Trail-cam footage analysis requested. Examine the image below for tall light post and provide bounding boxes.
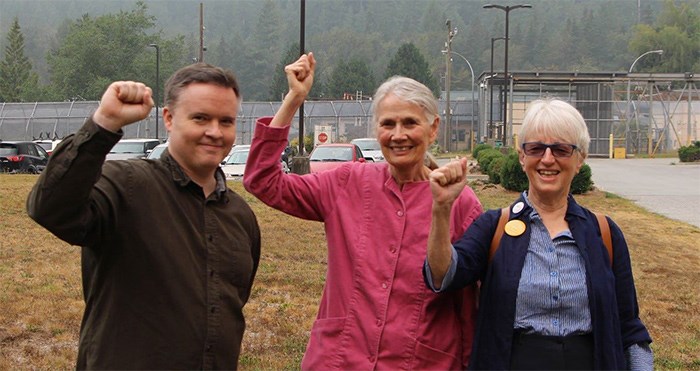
[489,37,506,141]
[148,43,160,140]
[442,50,475,151]
[626,49,663,152]
[444,19,457,152]
[483,3,532,145]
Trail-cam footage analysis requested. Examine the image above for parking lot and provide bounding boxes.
[586,158,700,228]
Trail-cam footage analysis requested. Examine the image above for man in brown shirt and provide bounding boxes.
[26,64,260,369]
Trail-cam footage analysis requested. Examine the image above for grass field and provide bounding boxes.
[1,174,699,370]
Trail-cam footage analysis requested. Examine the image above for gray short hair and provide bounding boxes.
[371,76,438,125]
[519,99,590,158]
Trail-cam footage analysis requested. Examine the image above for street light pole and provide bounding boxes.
[489,37,506,141]
[484,3,531,146]
[626,49,663,152]
[444,19,457,152]
[148,43,160,140]
[442,50,475,151]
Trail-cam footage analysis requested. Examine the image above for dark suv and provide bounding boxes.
[0,141,50,173]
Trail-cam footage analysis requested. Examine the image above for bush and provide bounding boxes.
[472,143,492,159]
[571,163,594,194]
[290,135,314,154]
[477,148,504,174]
[500,152,529,192]
[678,141,700,162]
[487,155,506,184]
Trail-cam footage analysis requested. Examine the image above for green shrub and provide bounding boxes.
[290,135,314,154]
[487,155,506,184]
[678,141,700,162]
[500,152,528,192]
[571,163,593,194]
[472,143,492,159]
[477,148,504,174]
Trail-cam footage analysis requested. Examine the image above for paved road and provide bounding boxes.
[586,158,700,228]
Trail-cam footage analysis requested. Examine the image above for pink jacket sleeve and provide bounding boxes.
[243,117,349,222]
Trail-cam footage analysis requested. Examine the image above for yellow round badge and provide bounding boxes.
[504,220,526,237]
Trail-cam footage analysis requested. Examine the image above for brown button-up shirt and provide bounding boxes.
[27,119,261,370]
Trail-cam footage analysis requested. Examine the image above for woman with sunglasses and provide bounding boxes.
[424,99,653,370]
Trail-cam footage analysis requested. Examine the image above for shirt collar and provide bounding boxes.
[162,148,228,198]
[519,191,587,220]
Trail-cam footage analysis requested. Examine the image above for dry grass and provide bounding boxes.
[1,174,698,370]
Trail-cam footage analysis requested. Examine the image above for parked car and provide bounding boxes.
[308,143,365,173]
[350,137,384,162]
[146,143,168,160]
[0,141,50,173]
[34,139,63,156]
[106,138,161,160]
[221,145,251,180]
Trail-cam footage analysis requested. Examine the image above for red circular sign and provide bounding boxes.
[318,132,328,143]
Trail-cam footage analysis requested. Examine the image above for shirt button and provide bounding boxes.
[553,295,559,300]
[210,269,215,277]
[549,247,555,252]
[206,344,212,351]
[376,319,382,327]
[389,245,396,253]
[396,210,404,217]
[381,283,388,289]
[550,271,558,277]
[208,235,214,242]
[210,306,216,313]
[553,319,559,326]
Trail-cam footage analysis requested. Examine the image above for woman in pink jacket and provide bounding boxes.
[244,53,482,370]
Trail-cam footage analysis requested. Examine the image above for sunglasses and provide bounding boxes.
[521,142,578,158]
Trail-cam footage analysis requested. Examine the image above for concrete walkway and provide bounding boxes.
[586,158,700,228]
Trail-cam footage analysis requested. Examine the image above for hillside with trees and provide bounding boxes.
[0,0,698,102]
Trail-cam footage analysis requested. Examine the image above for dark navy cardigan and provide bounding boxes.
[434,194,652,370]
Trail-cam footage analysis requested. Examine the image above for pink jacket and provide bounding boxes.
[244,118,482,370]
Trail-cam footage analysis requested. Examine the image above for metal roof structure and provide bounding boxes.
[476,71,699,156]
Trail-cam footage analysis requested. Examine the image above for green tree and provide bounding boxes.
[240,0,283,100]
[629,0,700,73]
[269,43,325,101]
[47,2,159,100]
[269,43,301,101]
[327,58,376,100]
[0,17,42,102]
[384,43,439,97]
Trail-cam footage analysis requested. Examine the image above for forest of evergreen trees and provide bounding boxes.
[0,0,698,102]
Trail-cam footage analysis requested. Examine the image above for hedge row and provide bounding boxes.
[474,144,593,194]
[678,141,700,162]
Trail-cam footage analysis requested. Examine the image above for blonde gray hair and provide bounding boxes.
[371,76,438,125]
[519,98,590,158]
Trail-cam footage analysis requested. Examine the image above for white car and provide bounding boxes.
[350,138,384,162]
[221,145,250,180]
[146,143,168,160]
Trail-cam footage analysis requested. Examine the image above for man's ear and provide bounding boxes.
[163,107,173,133]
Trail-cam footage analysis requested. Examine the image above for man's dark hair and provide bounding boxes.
[164,63,240,109]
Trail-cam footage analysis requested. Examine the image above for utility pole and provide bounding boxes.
[444,19,452,152]
[199,3,204,63]
[483,4,532,146]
